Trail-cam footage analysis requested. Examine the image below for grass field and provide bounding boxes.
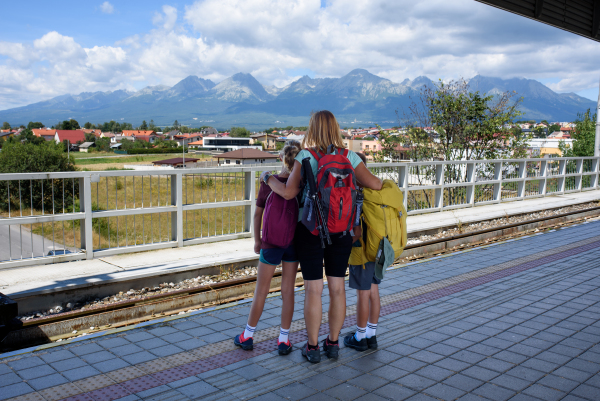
[74,152,214,170]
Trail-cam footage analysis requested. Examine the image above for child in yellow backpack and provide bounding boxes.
[344,153,380,351]
[344,153,408,352]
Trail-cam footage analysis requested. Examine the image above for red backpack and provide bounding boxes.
[306,147,358,235]
[262,183,299,248]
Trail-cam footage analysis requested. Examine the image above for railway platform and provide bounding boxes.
[1,216,599,400]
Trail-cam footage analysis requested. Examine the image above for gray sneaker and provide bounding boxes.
[302,343,321,363]
[323,338,340,359]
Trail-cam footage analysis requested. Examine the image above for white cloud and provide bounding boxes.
[0,0,598,110]
[100,1,114,14]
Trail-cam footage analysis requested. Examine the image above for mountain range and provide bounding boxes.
[0,69,595,130]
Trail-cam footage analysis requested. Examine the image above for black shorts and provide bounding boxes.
[294,222,352,281]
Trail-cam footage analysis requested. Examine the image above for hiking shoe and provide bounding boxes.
[323,338,340,359]
[278,340,293,355]
[301,343,321,363]
[366,335,378,350]
[344,333,368,352]
[234,333,253,350]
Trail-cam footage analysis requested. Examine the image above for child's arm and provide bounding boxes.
[352,224,362,243]
[253,206,264,254]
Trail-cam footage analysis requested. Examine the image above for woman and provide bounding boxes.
[261,111,382,363]
[234,141,302,355]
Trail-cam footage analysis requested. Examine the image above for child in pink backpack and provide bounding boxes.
[234,140,301,355]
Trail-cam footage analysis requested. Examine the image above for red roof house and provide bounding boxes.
[122,130,154,137]
[56,130,86,144]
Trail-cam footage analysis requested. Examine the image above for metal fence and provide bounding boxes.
[0,156,598,269]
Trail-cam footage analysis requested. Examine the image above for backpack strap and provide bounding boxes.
[307,147,323,161]
[339,148,349,157]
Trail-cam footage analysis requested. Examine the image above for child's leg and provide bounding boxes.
[279,261,298,341]
[356,289,371,328]
[246,261,277,328]
[366,284,380,338]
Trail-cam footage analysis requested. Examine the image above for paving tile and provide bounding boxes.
[177,380,219,398]
[0,382,34,401]
[461,366,500,382]
[323,365,362,381]
[0,371,22,387]
[472,383,515,401]
[8,357,45,371]
[70,344,104,356]
[49,357,88,372]
[324,383,367,400]
[433,358,470,372]
[522,384,565,401]
[232,364,272,381]
[389,358,426,372]
[552,366,593,383]
[97,337,130,349]
[442,374,483,392]
[490,374,531,391]
[373,383,416,401]
[505,366,546,382]
[370,366,409,381]
[137,338,169,350]
[415,365,453,381]
[122,351,156,365]
[300,375,343,391]
[273,382,318,400]
[423,383,466,401]
[62,366,101,381]
[571,383,600,400]
[93,358,130,373]
[27,373,68,391]
[395,374,436,391]
[81,351,115,364]
[40,350,77,364]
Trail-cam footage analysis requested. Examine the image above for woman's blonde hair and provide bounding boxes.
[280,139,301,173]
[302,110,345,152]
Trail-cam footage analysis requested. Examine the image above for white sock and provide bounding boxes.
[278,327,289,343]
[366,322,377,338]
[243,324,256,339]
[355,326,367,341]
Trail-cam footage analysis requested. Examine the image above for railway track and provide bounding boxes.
[2,205,600,352]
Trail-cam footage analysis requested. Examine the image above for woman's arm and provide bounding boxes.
[253,206,264,254]
[354,163,383,190]
[261,160,302,200]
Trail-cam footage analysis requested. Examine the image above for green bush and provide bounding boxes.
[0,141,78,212]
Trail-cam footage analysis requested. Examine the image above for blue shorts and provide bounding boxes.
[349,262,381,290]
[259,243,298,266]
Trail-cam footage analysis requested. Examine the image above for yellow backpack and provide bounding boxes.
[362,179,408,263]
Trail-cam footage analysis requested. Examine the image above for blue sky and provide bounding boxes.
[0,0,598,110]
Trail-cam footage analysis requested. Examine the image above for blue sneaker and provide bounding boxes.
[234,333,253,350]
[278,340,292,355]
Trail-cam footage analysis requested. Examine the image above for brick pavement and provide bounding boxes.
[1,221,599,401]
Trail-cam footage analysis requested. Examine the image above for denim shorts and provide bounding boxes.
[349,262,381,290]
[259,243,298,266]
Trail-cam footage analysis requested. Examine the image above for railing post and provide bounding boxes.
[244,170,256,234]
[466,162,475,205]
[493,162,502,202]
[575,158,583,191]
[171,173,183,247]
[517,161,526,198]
[539,160,547,196]
[594,157,600,189]
[398,164,408,212]
[558,160,566,193]
[435,163,444,211]
[79,176,93,259]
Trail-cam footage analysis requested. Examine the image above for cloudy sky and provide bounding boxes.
[1,0,598,110]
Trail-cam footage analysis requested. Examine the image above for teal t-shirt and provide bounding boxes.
[294,148,364,221]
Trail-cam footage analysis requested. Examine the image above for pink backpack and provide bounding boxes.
[262,186,299,248]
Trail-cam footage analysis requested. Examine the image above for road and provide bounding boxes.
[0,224,73,262]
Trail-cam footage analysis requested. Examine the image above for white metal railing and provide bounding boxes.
[0,156,598,269]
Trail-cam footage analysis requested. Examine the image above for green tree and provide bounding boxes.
[84,132,97,143]
[230,126,251,137]
[149,119,156,131]
[94,137,111,152]
[139,120,148,130]
[17,129,46,145]
[559,109,596,157]
[60,119,80,130]
[2,122,11,130]
[0,141,77,211]
[173,120,180,129]
[27,121,45,129]
[549,124,561,134]
[84,122,92,129]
